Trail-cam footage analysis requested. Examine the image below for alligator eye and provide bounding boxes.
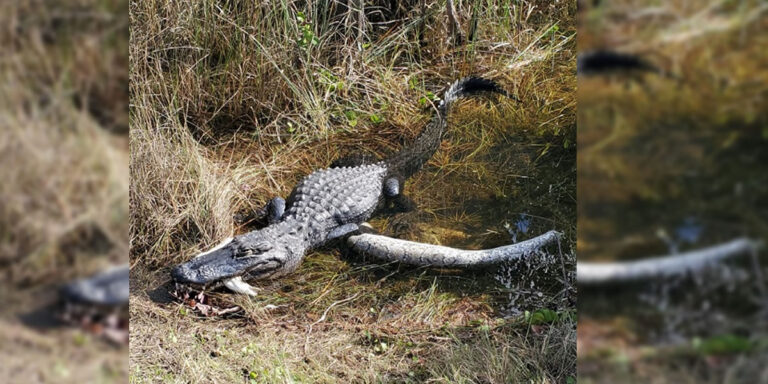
[234,249,256,259]
[233,241,272,259]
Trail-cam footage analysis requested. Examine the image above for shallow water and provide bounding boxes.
[577,22,768,384]
[575,6,768,383]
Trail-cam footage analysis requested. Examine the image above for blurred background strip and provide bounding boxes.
[0,0,128,383]
[577,0,768,382]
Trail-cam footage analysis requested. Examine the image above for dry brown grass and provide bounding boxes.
[0,1,129,383]
[1,0,129,287]
[130,261,576,383]
[130,0,576,382]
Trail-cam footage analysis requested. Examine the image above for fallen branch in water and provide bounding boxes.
[346,230,562,268]
[577,238,764,285]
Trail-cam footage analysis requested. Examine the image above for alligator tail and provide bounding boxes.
[386,76,508,178]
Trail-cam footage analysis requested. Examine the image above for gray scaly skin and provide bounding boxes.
[61,264,129,307]
[171,77,509,295]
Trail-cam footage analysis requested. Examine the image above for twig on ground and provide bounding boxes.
[303,291,362,360]
[446,0,465,46]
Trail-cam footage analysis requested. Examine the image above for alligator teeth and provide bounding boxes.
[223,276,260,296]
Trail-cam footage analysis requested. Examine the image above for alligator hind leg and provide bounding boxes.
[383,177,401,198]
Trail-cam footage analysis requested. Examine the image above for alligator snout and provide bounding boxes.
[62,264,130,306]
[170,237,285,288]
[170,263,204,285]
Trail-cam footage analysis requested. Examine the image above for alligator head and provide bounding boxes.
[170,231,295,295]
[60,265,129,344]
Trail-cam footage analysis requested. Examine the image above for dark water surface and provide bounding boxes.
[576,48,768,384]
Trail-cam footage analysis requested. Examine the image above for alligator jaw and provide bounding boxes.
[170,235,281,287]
[171,233,288,296]
[223,276,260,296]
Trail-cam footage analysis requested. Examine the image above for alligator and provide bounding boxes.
[170,76,563,296]
[59,264,129,344]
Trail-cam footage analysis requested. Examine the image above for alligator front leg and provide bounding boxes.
[236,197,286,226]
[383,177,416,213]
[265,197,285,224]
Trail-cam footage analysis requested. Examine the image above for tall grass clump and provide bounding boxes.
[1,0,128,287]
[0,1,128,382]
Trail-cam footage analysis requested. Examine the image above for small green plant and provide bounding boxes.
[525,309,560,325]
[418,91,437,106]
[543,23,560,39]
[296,12,319,50]
[692,334,753,355]
[345,110,358,127]
[318,68,344,93]
[409,77,419,90]
[369,113,384,124]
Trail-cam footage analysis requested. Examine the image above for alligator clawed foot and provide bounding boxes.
[385,211,424,238]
